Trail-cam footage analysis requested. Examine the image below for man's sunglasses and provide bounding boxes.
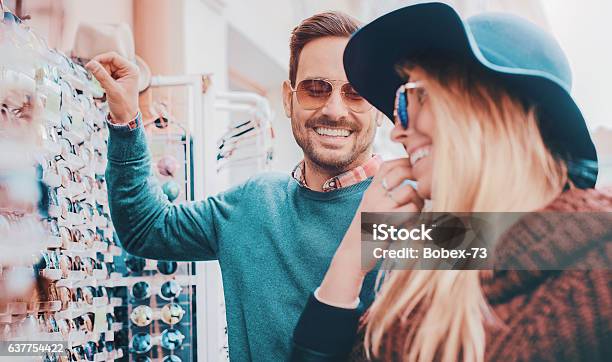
[291,78,373,113]
[394,81,426,129]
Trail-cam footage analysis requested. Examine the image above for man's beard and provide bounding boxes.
[291,114,374,173]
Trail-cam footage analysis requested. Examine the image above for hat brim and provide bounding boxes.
[344,2,597,187]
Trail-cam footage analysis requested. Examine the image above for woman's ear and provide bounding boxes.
[282,80,293,118]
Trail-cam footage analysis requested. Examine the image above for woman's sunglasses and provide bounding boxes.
[291,78,372,113]
[394,81,426,129]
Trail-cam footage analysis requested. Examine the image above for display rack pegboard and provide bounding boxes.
[113,123,198,362]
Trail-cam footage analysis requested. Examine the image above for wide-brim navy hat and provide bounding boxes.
[344,2,598,188]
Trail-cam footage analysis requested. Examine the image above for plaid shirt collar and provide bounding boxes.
[292,154,383,192]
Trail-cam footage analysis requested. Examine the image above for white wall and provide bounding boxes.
[20,0,134,52]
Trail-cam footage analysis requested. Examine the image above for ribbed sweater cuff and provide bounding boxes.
[292,293,362,356]
[107,118,149,162]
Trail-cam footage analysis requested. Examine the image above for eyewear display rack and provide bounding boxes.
[1,6,274,359]
[1,6,127,362]
[113,75,203,362]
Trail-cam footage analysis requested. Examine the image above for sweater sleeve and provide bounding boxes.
[291,293,363,362]
[105,122,244,261]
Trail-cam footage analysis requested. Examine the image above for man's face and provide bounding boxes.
[283,36,379,172]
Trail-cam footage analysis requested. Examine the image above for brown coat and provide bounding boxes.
[352,188,612,361]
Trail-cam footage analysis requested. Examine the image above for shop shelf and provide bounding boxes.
[93,297,108,307]
[66,330,87,346]
[48,205,62,219]
[93,269,107,280]
[45,235,63,249]
[93,215,108,228]
[94,351,108,361]
[56,303,94,320]
[36,331,64,341]
[42,169,62,188]
[92,242,108,253]
[41,268,62,280]
[28,301,62,313]
[8,302,27,315]
[94,190,108,205]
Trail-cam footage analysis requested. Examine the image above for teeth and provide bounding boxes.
[410,147,430,166]
[314,127,351,137]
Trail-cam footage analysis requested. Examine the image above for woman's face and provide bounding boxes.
[390,81,435,199]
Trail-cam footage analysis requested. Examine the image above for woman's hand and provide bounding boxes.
[317,158,424,307]
[361,158,424,213]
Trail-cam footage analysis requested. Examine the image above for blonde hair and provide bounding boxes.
[364,62,568,362]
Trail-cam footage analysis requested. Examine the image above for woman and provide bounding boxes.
[291,3,610,362]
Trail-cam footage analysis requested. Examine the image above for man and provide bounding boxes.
[86,11,382,361]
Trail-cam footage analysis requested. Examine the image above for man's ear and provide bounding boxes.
[282,80,293,118]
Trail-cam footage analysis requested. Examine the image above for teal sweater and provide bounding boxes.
[106,125,376,361]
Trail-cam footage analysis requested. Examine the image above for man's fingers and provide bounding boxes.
[85,60,117,91]
[90,52,138,78]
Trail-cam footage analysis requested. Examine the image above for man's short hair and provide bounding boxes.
[289,11,361,87]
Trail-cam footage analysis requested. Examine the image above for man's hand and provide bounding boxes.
[85,52,139,124]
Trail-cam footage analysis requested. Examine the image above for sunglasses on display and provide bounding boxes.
[40,249,61,270]
[219,124,257,143]
[130,303,186,327]
[125,254,146,273]
[291,78,372,113]
[82,340,97,362]
[161,328,186,351]
[58,254,103,279]
[66,345,89,362]
[163,356,182,362]
[130,279,182,301]
[37,313,59,334]
[157,260,178,275]
[57,164,82,189]
[40,156,62,189]
[393,81,426,129]
[130,332,153,354]
[125,256,178,275]
[42,124,61,148]
[217,130,262,153]
[59,196,96,223]
[130,328,185,354]
[54,312,95,338]
[59,78,78,108]
[47,185,60,210]
[159,280,182,300]
[58,225,93,249]
[55,136,82,169]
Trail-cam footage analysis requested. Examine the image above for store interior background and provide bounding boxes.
[9,0,612,187]
[3,0,610,360]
